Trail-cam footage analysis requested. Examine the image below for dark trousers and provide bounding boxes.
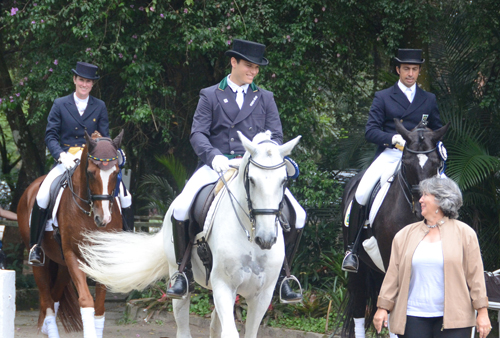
[400,316,472,338]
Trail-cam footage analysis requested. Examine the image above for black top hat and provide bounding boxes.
[394,49,425,64]
[225,39,269,66]
[71,62,100,80]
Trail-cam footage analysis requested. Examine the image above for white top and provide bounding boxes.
[407,240,445,317]
[73,93,89,116]
[398,80,416,103]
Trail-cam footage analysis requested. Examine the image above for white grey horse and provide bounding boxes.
[79,131,301,338]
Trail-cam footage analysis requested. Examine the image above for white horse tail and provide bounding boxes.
[79,230,169,293]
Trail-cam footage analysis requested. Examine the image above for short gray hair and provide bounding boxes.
[419,176,463,219]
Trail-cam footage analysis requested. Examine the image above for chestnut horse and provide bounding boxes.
[340,120,449,338]
[17,131,124,338]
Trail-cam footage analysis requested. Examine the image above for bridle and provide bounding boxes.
[68,137,118,217]
[219,140,289,241]
[397,129,441,215]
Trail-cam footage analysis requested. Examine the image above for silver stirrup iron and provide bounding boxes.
[279,275,303,304]
[28,245,45,266]
[167,271,189,299]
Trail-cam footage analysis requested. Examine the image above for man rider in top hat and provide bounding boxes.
[166,39,306,302]
[28,61,134,266]
[342,49,443,273]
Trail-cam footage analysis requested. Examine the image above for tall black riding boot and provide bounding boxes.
[121,206,135,232]
[166,216,194,299]
[278,227,303,303]
[28,200,49,266]
[342,199,365,273]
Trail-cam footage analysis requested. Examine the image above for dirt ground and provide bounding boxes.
[14,301,329,338]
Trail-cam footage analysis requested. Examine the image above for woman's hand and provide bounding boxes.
[477,307,491,338]
[373,308,388,333]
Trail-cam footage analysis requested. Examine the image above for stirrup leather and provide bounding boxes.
[28,245,45,266]
[279,275,303,304]
[167,271,189,299]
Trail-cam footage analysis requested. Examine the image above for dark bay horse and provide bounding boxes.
[341,120,449,338]
[17,131,124,338]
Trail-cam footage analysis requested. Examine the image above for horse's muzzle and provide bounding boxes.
[94,215,109,228]
[255,235,277,250]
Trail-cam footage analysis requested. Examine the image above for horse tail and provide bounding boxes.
[58,279,83,332]
[79,229,169,293]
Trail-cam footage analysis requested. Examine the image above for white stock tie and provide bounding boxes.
[406,88,413,103]
[236,87,244,110]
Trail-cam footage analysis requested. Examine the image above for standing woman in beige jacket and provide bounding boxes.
[373,176,491,338]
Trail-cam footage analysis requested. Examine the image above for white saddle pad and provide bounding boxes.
[367,161,400,226]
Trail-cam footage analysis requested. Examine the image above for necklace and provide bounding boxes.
[426,219,445,229]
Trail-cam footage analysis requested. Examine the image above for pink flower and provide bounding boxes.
[227,13,230,17]
[160,13,164,18]
[337,53,340,58]
[20,81,24,85]
[286,35,291,42]
[132,34,137,39]
[24,77,27,81]
[53,59,58,65]
[15,93,20,97]
[188,39,193,45]
[130,5,134,8]
[227,25,230,30]
[41,19,44,23]
[133,54,137,59]
[139,6,144,11]
[10,7,19,16]
[35,61,39,65]
[118,53,123,58]
[230,8,234,12]
[184,8,188,14]
[322,7,325,11]
[34,3,37,6]
[132,60,135,63]
[31,21,36,24]
[49,68,53,72]
[272,73,276,78]
[314,18,318,23]
[227,40,231,45]
[86,48,91,52]
[0,99,2,104]
[150,7,154,11]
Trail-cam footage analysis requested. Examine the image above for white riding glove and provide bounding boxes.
[212,155,230,173]
[392,134,406,148]
[59,152,77,170]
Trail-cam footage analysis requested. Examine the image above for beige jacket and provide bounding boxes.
[377,218,488,335]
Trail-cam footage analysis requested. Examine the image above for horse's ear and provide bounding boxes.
[431,122,450,143]
[238,131,257,155]
[279,135,301,157]
[112,130,124,149]
[85,131,96,152]
[394,118,410,141]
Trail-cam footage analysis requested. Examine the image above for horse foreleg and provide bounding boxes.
[243,287,274,338]
[172,298,192,338]
[33,265,60,338]
[94,283,107,338]
[211,283,238,338]
[210,309,222,338]
[65,252,97,338]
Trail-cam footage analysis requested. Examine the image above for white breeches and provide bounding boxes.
[36,153,131,210]
[172,163,306,229]
[355,148,402,206]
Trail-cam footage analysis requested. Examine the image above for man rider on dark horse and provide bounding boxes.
[28,62,134,266]
[342,49,443,273]
[166,39,306,302]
